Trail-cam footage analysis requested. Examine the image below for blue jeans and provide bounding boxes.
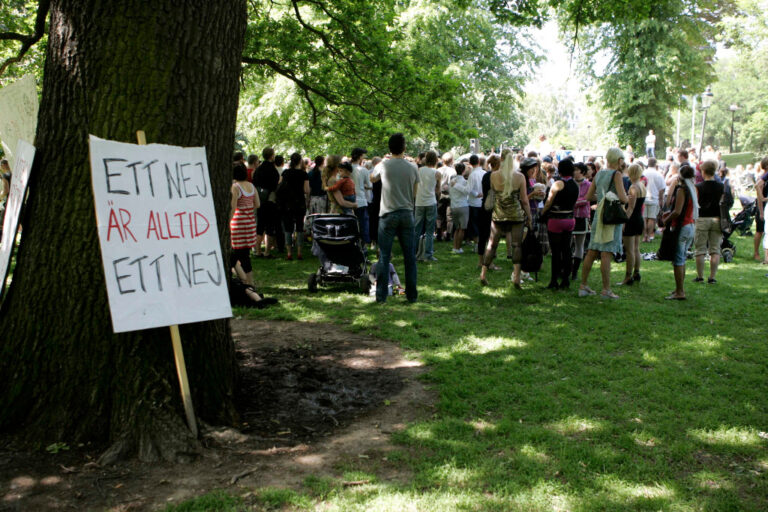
[354,206,370,244]
[646,147,655,158]
[674,223,694,266]
[414,204,437,259]
[377,209,417,303]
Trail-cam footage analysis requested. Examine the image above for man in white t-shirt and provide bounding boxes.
[350,147,371,246]
[645,130,656,158]
[467,154,484,242]
[414,151,441,261]
[642,158,666,242]
[436,152,456,242]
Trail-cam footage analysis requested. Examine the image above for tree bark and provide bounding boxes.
[0,0,247,462]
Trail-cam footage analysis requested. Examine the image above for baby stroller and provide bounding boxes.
[307,214,370,294]
[730,196,758,237]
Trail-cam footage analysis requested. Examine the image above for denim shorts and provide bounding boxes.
[674,223,695,266]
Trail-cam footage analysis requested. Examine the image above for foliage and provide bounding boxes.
[237,0,539,155]
[0,0,47,87]
[575,0,733,152]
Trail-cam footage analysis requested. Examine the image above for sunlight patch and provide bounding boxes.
[433,289,471,300]
[548,416,606,436]
[462,335,527,354]
[599,476,675,500]
[688,426,763,446]
[519,443,549,463]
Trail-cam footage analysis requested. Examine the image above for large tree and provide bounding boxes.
[0,0,246,462]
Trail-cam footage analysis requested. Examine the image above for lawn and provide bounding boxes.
[172,231,767,511]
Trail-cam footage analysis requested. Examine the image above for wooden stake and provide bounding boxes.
[136,130,198,438]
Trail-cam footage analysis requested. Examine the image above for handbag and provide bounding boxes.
[601,171,628,225]
[656,186,689,261]
[483,187,495,212]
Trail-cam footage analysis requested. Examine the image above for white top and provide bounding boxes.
[645,134,656,148]
[352,163,371,207]
[437,165,456,193]
[415,166,438,207]
[643,167,666,205]
[467,167,485,207]
[449,175,470,208]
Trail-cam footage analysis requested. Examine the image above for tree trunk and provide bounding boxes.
[0,0,247,462]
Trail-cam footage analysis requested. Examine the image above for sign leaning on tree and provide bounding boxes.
[89,133,233,435]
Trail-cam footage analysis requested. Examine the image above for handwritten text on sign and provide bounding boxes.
[0,140,35,298]
[89,135,231,333]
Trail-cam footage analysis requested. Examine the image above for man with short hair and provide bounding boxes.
[645,130,656,158]
[466,154,484,243]
[370,133,419,303]
[246,154,259,182]
[642,158,666,242]
[253,147,280,257]
[350,147,371,246]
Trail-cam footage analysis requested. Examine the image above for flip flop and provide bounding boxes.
[665,294,686,300]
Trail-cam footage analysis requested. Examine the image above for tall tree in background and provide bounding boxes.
[0,0,246,462]
[572,0,734,150]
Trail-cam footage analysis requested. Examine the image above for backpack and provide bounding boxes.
[521,229,542,274]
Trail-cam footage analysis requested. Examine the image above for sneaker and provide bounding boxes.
[578,287,597,297]
[451,248,464,254]
[426,256,438,261]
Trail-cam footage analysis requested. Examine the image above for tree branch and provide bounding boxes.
[241,56,383,117]
[0,0,51,76]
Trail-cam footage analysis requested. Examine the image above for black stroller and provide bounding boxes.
[307,214,370,294]
[732,195,758,237]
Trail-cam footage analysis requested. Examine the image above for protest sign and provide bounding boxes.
[0,140,35,298]
[0,75,38,163]
[89,135,232,333]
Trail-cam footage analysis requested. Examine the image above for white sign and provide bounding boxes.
[89,135,232,333]
[0,75,38,163]
[0,140,35,298]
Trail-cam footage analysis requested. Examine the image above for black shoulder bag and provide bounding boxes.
[657,185,689,261]
[601,170,629,225]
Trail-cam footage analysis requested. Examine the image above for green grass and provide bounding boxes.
[195,231,767,511]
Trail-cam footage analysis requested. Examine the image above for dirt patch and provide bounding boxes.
[0,319,435,511]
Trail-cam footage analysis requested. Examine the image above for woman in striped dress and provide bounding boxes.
[230,163,259,287]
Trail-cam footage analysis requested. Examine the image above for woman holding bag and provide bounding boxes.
[578,148,628,299]
[661,164,697,300]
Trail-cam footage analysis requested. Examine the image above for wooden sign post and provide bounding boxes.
[136,130,197,437]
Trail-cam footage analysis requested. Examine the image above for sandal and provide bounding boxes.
[665,294,686,300]
[578,287,596,297]
[600,291,619,300]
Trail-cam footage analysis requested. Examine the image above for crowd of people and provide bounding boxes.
[226,133,768,305]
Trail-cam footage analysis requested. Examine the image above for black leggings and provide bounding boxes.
[230,248,252,273]
[548,230,573,283]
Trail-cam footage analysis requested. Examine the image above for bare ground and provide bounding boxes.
[0,319,435,511]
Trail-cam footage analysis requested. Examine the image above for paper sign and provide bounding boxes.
[0,75,38,163]
[0,140,35,298]
[89,135,232,333]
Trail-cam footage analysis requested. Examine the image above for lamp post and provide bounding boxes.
[697,86,714,156]
[729,104,739,153]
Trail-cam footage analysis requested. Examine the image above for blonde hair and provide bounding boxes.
[628,163,646,196]
[500,149,518,197]
[628,163,643,182]
[322,155,342,189]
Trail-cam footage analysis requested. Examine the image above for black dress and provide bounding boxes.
[624,196,645,236]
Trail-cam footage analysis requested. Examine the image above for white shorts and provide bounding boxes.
[643,203,659,219]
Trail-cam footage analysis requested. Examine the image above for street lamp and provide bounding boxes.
[729,104,740,153]
[698,86,714,156]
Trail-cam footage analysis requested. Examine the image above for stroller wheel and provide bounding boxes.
[308,273,318,293]
[721,248,734,263]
